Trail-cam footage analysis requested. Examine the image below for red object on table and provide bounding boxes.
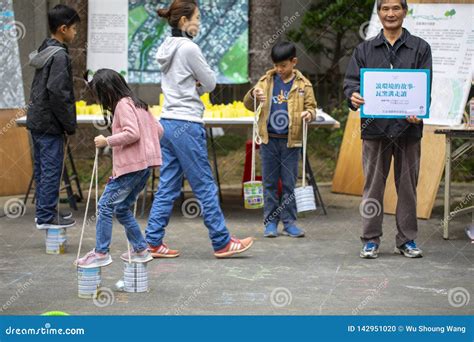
[242,139,282,197]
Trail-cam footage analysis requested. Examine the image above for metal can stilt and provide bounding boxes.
[123,262,148,293]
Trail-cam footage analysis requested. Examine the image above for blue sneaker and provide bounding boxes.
[360,242,379,259]
[264,222,278,238]
[282,225,305,238]
[395,241,423,258]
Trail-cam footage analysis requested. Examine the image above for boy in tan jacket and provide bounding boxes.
[243,41,317,238]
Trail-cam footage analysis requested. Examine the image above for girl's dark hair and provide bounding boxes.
[88,69,148,115]
[48,4,81,33]
[157,0,198,28]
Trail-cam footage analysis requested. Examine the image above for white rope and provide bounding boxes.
[302,119,308,188]
[95,148,98,213]
[75,148,99,265]
[127,202,138,264]
[251,95,263,182]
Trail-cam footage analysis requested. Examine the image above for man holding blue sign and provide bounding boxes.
[343,0,432,259]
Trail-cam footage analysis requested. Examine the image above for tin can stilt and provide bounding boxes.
[123,262,148,293]
[77,267,101,299]
[45,229,67,255]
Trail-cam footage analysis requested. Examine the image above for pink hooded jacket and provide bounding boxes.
[106,97,163,178]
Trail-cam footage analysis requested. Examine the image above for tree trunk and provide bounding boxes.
[62,0,89,101]
[249,0,281,83]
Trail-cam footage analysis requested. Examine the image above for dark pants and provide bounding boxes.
[361,137,421,248]
[260,138,300,227]
[31,132,64,224]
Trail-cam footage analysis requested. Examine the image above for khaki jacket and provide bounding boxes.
[243,69,317,148]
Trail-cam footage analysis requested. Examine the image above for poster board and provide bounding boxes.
[383,126,446,218]
[332,1,473,219]
[0,109,32,196]
[87,0,249,84]
[366,1,474,126]
[332,111,365,196]
[0,0,25,109]
[87,0,129,79]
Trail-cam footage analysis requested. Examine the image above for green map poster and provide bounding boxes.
[128,0,249,84]
[0,0,25,109]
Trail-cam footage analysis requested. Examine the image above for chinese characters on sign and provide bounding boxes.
[361,69,431,119]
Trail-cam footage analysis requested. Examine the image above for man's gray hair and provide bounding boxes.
[377,0,408,11]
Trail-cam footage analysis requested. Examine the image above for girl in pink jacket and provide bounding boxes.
[77,69,163,268]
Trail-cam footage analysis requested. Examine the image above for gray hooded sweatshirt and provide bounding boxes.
[157,37,216,123]
[29,46,66,69]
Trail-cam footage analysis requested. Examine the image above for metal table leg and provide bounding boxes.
[24,173,34,205]
[208,128,223,203]
[443,136,451,240]
[304,152,327,215]
[66,141,83,201]
[61,164,78,211]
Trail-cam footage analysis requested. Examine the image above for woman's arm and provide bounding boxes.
[183,43,216,93]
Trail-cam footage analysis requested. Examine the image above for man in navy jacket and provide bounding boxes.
[344,0,432,259]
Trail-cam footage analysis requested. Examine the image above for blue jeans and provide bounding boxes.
[260,138,300,227]
[95,168,150,254]
[31,132,64,224]
[145,119,230,251]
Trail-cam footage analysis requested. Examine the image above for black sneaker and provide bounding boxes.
[35,211,73,223]
[36,217,76,230]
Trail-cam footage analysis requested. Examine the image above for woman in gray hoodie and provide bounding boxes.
[145,0,254,258]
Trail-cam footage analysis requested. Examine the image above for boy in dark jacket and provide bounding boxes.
[27,4,80,229]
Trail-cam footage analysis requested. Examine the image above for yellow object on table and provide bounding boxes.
[76,93,254,119]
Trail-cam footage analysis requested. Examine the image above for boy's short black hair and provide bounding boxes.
[271,42,297,63]
[48,4,80,33]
